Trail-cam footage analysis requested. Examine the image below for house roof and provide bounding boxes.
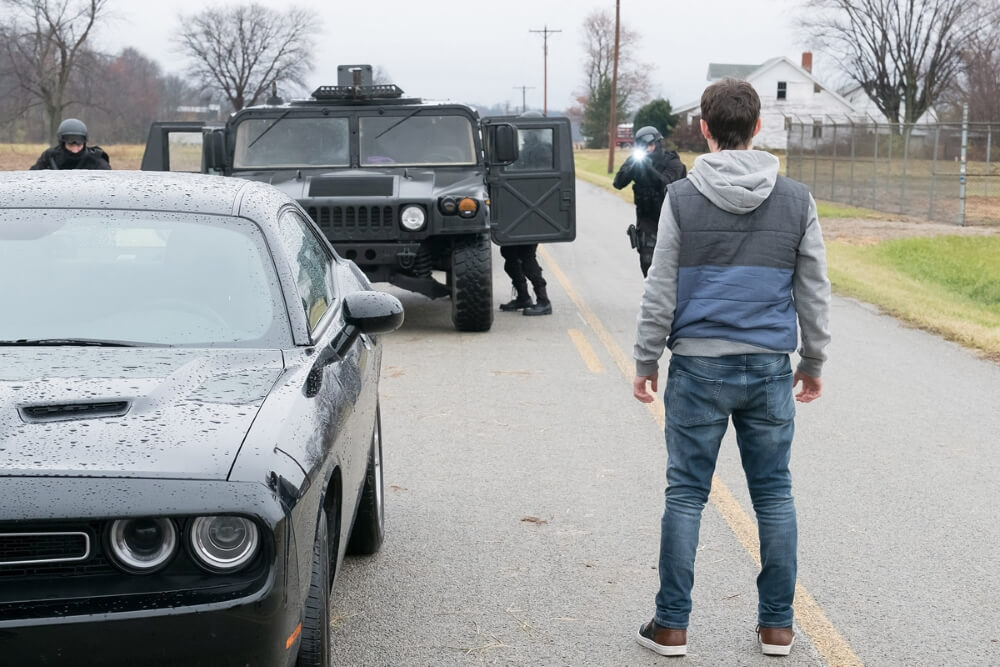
[674,56,855,115]
[706,63,760,80]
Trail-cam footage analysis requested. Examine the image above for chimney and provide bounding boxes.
[801,51,813,73]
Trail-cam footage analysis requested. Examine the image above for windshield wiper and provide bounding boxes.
[246,108,294,151]
[0,338,142,347]
[374,107,429,140]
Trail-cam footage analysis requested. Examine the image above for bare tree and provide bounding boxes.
[579,9,651,113]
[0,0,110,143]
[576,9,653,147]
[950,27,1000,122]
[802,0,997,125]
[175,3,317,112]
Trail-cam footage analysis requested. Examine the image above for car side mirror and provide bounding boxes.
[486,123,519,165]
[332,291,404,357]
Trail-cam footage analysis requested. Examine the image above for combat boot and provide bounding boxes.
[522,285,551,316]
[499,286,533,311]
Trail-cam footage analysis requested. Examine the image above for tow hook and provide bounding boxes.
[397,248,416,269]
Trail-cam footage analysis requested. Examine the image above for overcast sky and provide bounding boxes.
[100,0,827,112]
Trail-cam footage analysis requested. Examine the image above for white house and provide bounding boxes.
[838,83,938,125]
[674,53,861,150]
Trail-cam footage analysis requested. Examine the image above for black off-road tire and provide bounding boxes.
[296,509,331,667]
[450,234,493,332]
[347,405,385,555]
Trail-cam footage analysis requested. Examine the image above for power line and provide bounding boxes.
[529,25,562,116]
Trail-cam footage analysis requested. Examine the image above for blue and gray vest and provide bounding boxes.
[666,176,811,352]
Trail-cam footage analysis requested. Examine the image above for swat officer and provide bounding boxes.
[613,126,686,277]
[30,118,111,171]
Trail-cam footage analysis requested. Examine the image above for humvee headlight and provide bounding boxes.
[400,205,426,231]
[439,197,458,215]
[457,198,478,218]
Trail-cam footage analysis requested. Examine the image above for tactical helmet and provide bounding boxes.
[57,118,88,142]
[634,126,663,147]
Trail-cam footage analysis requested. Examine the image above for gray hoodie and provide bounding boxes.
[633,149,831,377]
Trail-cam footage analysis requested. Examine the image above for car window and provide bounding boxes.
[0,210,292,347]
[276,210,335,332]
[233,117,351,169]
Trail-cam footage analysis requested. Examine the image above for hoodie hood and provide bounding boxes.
[687,150,780,214]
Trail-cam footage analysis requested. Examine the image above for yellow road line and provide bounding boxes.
[568,328,604,373]
[538,245,862,667]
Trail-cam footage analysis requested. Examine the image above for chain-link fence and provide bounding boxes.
[786,120,1000,226]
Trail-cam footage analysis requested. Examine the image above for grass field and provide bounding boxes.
[0,143,144,171]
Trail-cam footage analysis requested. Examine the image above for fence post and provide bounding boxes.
[849,118,856,205]
[899,124,910,215]
[929,124,940,220]
[986,124,992,199]
[959,103,968,226]
[830,122,838,201]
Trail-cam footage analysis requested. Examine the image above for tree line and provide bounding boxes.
[0,0,316,144]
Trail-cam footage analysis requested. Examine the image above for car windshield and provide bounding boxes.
[360,113,476,166]
[234,116,351,169]
[0,210,292,347]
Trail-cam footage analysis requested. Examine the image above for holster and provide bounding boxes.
[626,224,639,249]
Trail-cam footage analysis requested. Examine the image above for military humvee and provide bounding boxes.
[141,64,576,332]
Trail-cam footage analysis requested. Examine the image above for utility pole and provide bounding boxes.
[607,0,621,173]
[513,85,536,114]
[529,25,562,116]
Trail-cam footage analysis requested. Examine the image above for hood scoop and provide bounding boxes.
[19,401,131,423]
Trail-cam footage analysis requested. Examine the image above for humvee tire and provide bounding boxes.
[450,234,493,332]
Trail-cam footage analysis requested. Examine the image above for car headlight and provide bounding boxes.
[108,518,178,573]
[188,516,260,572]
[400,205,426,231]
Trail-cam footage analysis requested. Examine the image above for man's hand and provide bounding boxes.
[793,371,822,403]
[633,373,658,403]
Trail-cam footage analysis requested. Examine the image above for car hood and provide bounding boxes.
[0,348,285,479]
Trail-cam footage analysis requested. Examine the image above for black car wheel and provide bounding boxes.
[297,509,331,667]
[347,405,385,555]
[450,234,493,332]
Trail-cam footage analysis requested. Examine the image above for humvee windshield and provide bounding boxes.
[359,114,476,167]
[234,117,350,169]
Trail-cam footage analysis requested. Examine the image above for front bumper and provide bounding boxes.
[0,478,302,667]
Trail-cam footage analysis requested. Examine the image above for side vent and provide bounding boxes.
[18,401,131,423]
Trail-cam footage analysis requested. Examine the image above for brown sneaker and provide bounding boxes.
[757,625,794,656]
[636,620,686,656]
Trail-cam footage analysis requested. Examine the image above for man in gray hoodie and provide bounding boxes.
[632,78,831,658]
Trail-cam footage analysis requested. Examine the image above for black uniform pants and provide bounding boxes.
[500,244,547,299]
[636,217,658,277]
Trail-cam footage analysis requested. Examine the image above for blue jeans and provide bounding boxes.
[655,353,797,629]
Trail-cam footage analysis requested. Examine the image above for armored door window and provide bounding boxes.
[277,210,336,332]
[507,128,554,171]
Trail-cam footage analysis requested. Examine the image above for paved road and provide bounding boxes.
[329,180,1000,666]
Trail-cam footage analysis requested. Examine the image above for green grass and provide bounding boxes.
[827,237,1000,358]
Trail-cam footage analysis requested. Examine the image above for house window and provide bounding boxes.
[777,81,787,100]
[812,120,823,139]
[784,116,792,131]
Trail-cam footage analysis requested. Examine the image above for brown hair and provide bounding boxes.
[700,78,760,150]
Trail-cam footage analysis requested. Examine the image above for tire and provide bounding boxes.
[346,405,385,555]
[296,509,331,667]
[450,234,493,332]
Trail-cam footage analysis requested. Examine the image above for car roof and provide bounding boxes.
[0,170,286,216]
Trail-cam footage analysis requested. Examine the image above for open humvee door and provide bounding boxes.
[141,122,227,175]
[483,115,576,246]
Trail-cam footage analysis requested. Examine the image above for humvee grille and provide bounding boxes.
[308,205,396,235]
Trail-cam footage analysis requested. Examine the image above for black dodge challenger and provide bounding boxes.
[0,170,403,666]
